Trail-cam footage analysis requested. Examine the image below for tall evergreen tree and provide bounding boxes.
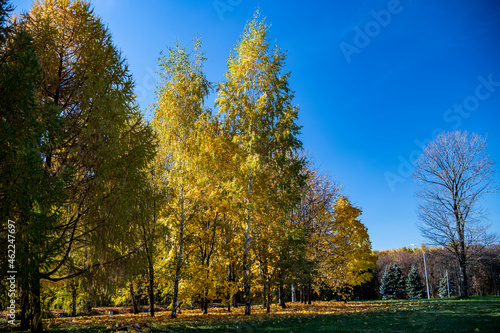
[11,1,156,331]
[0,0,12,43]
[379,263,406,300]
[0,4,69,330]
[379,266,390,299]
[406,265,425,299]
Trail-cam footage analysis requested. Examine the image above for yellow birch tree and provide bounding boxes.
[152,38,210,318]
[216,11,303,315]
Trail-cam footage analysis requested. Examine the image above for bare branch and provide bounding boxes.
[413,130,498,297]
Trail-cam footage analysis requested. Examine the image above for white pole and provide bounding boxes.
[446,270,450,298]
[423,249,430,299]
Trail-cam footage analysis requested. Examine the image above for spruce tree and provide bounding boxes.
[379,266,390,299]
[406,265,425,299]
[393,263,407,299]
[379,263,406,300]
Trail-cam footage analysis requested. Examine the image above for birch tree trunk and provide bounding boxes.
[171,182,185,318]
[243,177,252,315]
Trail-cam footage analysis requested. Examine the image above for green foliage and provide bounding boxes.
[0,0,12,43]
[20,0,156,275]
[0,0,157,330]
[380,263,406,300]
[406,265,425,299]
[0,3,69,322]
[42,281,87,314]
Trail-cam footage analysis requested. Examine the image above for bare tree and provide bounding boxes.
[413,130,498,297]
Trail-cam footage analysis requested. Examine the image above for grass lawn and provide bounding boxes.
[1,296,499,332]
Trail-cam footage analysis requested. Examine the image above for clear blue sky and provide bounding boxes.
[13,0,500,250]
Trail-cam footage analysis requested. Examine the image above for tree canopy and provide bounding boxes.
[0,2,377,331]
[413,130,498,297]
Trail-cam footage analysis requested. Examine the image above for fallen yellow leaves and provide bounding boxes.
[41,301,396,331]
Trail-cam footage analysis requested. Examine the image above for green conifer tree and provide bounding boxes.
[406,265,425,299]
[379,263,406,300]
[0,3,70,329]
[12,1,156,330]
[379,266,391,299]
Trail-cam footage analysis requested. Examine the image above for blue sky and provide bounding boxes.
[13,0,500,250]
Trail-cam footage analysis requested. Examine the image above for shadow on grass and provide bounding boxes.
[1,297,499,333]
[149,297,500,333]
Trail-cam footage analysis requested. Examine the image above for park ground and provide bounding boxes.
[1,296,499,332]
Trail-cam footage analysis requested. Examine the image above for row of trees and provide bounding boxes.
[117,243,500,307]
[379,263,425,300]
[140,9,377,317]
[374,245,500,299]
[0,1,376,331]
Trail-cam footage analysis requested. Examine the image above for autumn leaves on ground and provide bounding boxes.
[1,297,498,332]
[38,301,382,332]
